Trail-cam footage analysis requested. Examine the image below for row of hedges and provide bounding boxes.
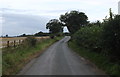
[72,15,120,63]
[102,15,120,61]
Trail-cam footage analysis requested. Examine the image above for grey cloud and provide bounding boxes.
[1,8,30,12]
[2,13,50,36]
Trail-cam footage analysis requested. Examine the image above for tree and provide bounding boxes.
[109,8,113,20]
[6,34,8,37]
[34,31,43,36]
[102,15,120,60]
[20,34,26,37]
[59,10,88,34]
[46,19,63,34]
[34,31,50,36]
[103,8,115,22]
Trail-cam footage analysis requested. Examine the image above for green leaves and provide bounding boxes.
[72,15,120,62]
[24,36,37,47]
[73,25,103,52]
[102,15,120,60]
[59,10,88,34]
[46,19,63,35]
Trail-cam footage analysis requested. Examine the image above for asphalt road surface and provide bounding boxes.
[18,36,105,75]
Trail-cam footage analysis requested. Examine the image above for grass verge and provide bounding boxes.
[68,41,120,77]
[2,36,63,75]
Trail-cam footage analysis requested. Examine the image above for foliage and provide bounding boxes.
[2,36,63,75]
[102,15,120,60]
[68,41,120,77]
[88,20,101,27]
[18,34,33,37]
[46,19,63,34]
[34,31,50,36]
[109,8,113,20]
[103,8,115,22]
[73,25,103,52]
[49,34,55,39]
[59,10,88,34]
[6,35,8,37]
[24,36,37,47]
[34,31,43,36]
[71,10,120,61]
[63,32,70,36]
[21,34,26,37]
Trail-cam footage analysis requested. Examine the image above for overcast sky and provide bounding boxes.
[0,0,120,36]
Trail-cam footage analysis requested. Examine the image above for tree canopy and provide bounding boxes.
[102,15,120,59]
[46,19,63,34]
[59,10,88,34]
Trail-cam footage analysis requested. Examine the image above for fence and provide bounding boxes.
[1,36,50,48]
[6,40,23,48]
[1,39,24,48]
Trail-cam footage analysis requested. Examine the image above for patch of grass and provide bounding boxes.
[2,36,63,75]
[68,41,120,77]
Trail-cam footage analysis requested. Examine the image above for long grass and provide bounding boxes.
[68,41,120,77]
[2,36,63,75]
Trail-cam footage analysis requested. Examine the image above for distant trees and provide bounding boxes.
[46,19,63,34]
[22,34,26,37]
[59,10,88,34]
[34,31,43,36]
[6,34,8,37]
[34,31,50,36]
[18,34,26,37]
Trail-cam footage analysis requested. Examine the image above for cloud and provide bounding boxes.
[1,0,119,36]
[1,0,118,20]
[1,13,69,36]
[2,13,50,36]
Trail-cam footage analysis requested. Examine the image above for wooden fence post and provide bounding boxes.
[7,41,9,47]
[14,40,16,47]
[21,40,24,45]
[19,40,21,44]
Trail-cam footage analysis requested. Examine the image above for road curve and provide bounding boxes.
[18,36,105,75]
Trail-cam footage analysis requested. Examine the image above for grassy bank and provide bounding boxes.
[2,36,63,75]
[68,41,120,77]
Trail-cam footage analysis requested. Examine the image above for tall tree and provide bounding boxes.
[109,8,113,20]
[46,19,63,34]
[59,10,88,34]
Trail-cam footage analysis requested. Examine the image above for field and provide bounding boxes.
[0,36,49,48]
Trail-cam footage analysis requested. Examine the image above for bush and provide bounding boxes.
[72,15,120,62]
[50,34,55,39]
[24,36,37,47]
[73,25,103,52]
[102,15,120,61]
